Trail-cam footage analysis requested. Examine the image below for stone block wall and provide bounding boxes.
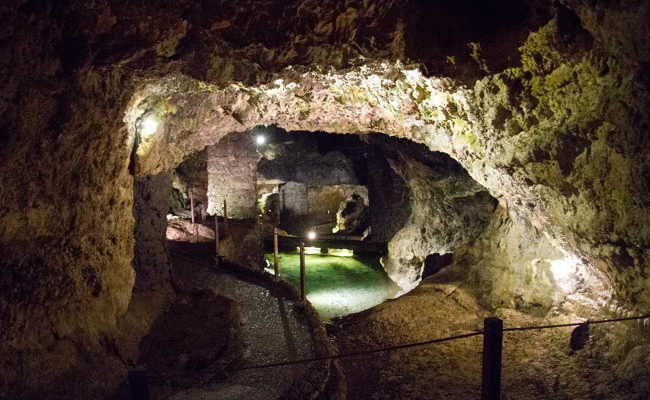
[207,133,261,219]
[278,182,368,233]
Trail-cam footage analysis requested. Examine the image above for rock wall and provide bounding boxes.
[174,149,209,220]
[381,153,496,293]
[307,185,368,230]
[435,205,611,317]
[0,5,138,397]
[278,182,368,234]
[206,132,261,219]
[1,0,649,397]
[365,139,412,243]
[115,173,176,370]
[455,7,650,313]
[260,148,359,186]
[132,173,173,292]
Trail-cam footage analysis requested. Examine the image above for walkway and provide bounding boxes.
[163,242,324,400]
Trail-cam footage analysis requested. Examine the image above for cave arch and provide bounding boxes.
[2,1,649,398]
[122,67,614,298]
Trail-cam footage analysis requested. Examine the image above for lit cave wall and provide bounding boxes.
[206,132,261,219]
[257,130,369,235]
[0,0,649,398]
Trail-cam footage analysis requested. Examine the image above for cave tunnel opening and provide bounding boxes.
[150,123,495,320]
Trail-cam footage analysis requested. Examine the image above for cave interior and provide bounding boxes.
[1,0,649,399]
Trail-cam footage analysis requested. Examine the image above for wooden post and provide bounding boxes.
[299,242,306,300]
[214,214,220,266]
[273,227,280,279]
[223,198,228,238]
[481,317,503,400]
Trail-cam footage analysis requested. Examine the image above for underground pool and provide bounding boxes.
[265,251,399,320]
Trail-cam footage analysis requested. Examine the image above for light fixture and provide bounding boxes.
[307,230,317,240]
[141,115,159,137]
[255,134,266,145]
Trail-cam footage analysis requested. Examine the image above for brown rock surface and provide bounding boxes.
[0,1,648,397]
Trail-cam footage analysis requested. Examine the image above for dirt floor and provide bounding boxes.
[332,278,650,400]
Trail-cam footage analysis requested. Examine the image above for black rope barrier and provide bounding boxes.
[164,243,650,399]
[503,314,650,332]
[235,331,484,371]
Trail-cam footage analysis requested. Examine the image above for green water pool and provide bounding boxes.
[265,252,398,320]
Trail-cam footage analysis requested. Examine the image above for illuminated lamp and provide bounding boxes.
[141,115,159,137]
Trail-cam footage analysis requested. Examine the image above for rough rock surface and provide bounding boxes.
[382,153,496,293]
[1,0,649,397]
[132,173,174,293]
[206,132,261,219]
[166,219,216,243]
[335,280,650,400]
[435,205,612,317]
[115,173,176,375]
[259,146,358,186]
[333,193,369,235]
[174,149,209,220]
[307,185,368,234]
[364,137,412,243]
[279,181,309,228]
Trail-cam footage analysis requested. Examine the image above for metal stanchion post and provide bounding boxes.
[128,365,150,400]
[214,214,220,266]
[273,227,280,279]
[299,241,306,300]
[481,317,503,400]
[190,187,197,242]
[223,198,228,238]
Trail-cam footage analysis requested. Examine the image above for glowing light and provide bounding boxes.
[307,231,317,240]
[328,248,354,257]
[299,246,322,255]
[549,256,581,292]
[255,135,266,145]
[141,115,159,136]
[295,247,353,256]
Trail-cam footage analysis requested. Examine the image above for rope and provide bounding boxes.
[166,245,650,373]
[503,314,650,332]
[236,331,484,371]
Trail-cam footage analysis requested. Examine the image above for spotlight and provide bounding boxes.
[307,230,317,240]
[255,135,266,145]
[141,115,159,136]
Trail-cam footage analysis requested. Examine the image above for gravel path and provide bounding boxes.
[166,243,319,400]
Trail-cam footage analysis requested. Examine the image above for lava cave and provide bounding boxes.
[1,1,650,399]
